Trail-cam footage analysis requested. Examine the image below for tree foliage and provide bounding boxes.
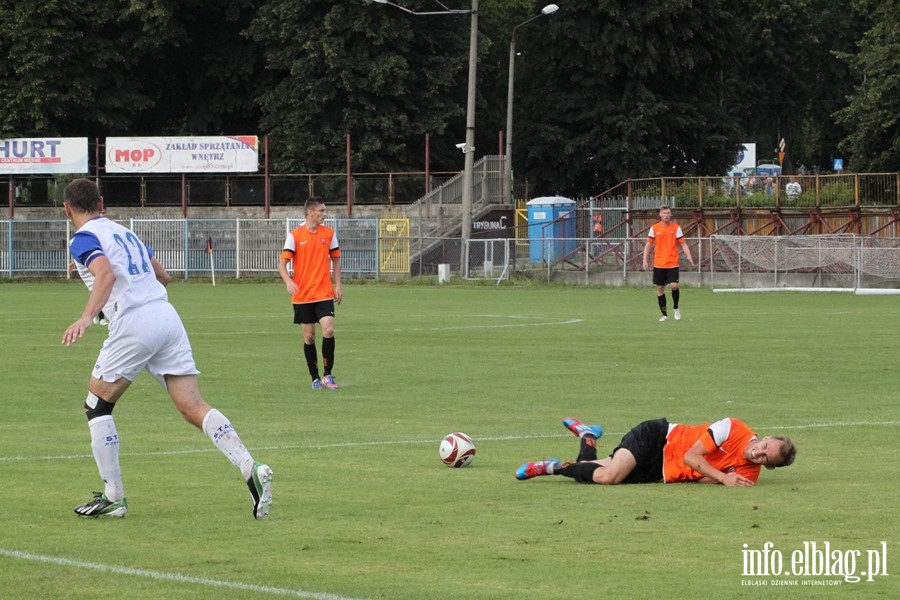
[728,0,867,173]
[0,0,156,136]
[0,0,896,196]
[514,0,745,194]
[248,0,472,173]
[0,0,262,138]
[128,0,265,135]
[835,0,900,172]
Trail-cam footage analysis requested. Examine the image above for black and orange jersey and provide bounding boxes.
[647,221,686,268]
[280,224,340,304]
[663,418,762,483]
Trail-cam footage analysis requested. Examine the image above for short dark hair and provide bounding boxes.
[64,178,101,213]
[771,436,797,467]
[305,196,325,215]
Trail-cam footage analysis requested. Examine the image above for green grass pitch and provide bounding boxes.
[0,280,897,599]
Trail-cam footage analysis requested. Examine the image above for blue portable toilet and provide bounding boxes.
[527,196,576,262]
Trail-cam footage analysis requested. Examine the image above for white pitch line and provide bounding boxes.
[1,420,896,597]
[1,422,896,464]
[0,434,564,463]
[756,420,900,430]
[386,317,583,332]
[175,316,586,336]
[0,548,364,600]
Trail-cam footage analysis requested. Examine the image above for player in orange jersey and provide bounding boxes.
[642,205,694,321]
[278,197,342,390]
[516,416,795,486]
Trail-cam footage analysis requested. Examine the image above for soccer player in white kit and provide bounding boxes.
[61,178,273,519]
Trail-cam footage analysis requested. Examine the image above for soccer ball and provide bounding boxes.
[439,432,476,468]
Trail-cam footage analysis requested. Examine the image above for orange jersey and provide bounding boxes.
[647,221,686,268]
[662,418,762,483]
[280,224,340,304]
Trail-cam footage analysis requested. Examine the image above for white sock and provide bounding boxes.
[89,415,124,501]
[202,409,254,480]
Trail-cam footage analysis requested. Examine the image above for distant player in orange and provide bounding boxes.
[642,205,694,321]
[278,197,342,390]
[591,212,603,236]
[516,416,796,486]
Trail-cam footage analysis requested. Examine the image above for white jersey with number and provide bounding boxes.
[69,216,168,323]
[69,216,198,385]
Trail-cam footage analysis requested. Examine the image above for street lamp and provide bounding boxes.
[504,4,559,205]
[368,0,478,273]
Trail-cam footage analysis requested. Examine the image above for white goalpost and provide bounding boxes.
[710,234,900,295]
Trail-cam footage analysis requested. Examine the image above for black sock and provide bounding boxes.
[657,294,667,316]
[576,435,599,462]
[304,343,319,380]
[672,288,680,309]
[559,462,602,483]
[322,337,335,376]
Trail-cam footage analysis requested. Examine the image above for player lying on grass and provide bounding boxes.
[516,417,796,486]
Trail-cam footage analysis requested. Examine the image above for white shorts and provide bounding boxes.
[93,300,200,388]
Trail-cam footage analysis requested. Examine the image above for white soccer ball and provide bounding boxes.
[439,432,476,468]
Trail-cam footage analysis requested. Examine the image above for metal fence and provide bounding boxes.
[460,235,900,291]
[1,218,379,279]
[627,172,899,209]
[7,170,895,214]
[5,216,900,290]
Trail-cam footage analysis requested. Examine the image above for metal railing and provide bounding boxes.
[1,218,379,279]
[5,216,900,290]
[8,170,894,213]
[461,235,900,291]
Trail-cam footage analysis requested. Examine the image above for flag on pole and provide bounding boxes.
[206,236,213,254]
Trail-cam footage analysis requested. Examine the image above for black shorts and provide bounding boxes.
[652,267,680,286]
[293,300,335,325]
[611,418,669,484]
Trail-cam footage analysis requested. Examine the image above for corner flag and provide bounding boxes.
[207,236,216,286]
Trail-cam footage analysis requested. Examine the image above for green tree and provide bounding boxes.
[0,0,157,137]
[249,0,473,173]
[729,0,865,174]
[0,0,885,190]
[127,0,265,135]
[514,0,744,196]
[0,0,262,138]
[796,1,867,171]
[836,0,900,172]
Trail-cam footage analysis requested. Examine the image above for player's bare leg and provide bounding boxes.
[167,374,274,519]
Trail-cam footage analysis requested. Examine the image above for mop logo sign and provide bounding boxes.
[105,136,259,173]
[741,541,889,586]
[107,140,163,171]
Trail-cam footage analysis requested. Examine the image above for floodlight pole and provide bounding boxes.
[368,0,478,276]
[459,1,478,274]
[504,5,559,206]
